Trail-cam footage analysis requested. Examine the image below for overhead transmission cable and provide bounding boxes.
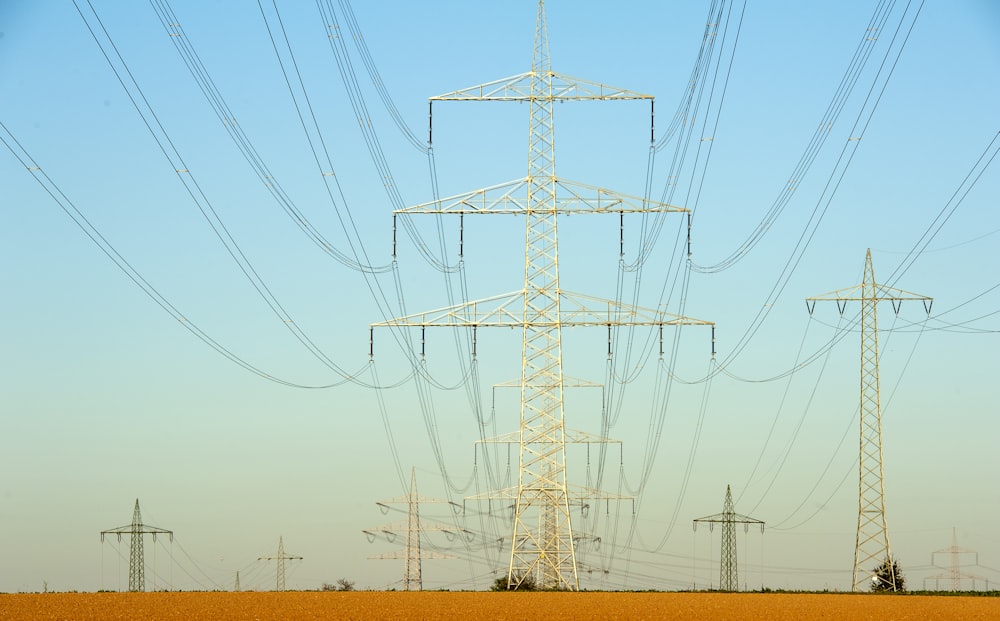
[690,0,901,274]
[73,0,388,387]
[0,122,355,389]
[147,0,394,276]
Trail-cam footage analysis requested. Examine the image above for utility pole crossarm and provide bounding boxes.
[477,427,622,445]
[429,71,653,102]
[395,177,687,216]
[465,483,634,505]
[100,524,173,539]
[371,290,713,329]
[806,283,932,315]
[692,512,765,526]
[368,550,456,560]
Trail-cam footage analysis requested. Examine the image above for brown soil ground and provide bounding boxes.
[1,591,997,620]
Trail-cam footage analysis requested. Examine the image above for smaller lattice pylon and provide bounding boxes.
[924,528,989,591]
[693,485,765,592]
[806,248,932,592]
[258,536,302,591]
[234,571,240,592]
[100,499,173,592]
[364,468,466,591]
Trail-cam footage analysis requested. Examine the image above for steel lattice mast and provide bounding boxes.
[693,485,764,591]
[372,0,712,590]
[364,468,461,591]
[258,536,302,591]
[100,499,173,592]
[807,249,931,592]
[925,527,987,591]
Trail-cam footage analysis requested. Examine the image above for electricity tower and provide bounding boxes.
[924,528,988,591]
[100,499,173,592]
[363,468,464,591]
[693,485,764,591]
[258,536,302,591]
[806,248,932,592]
[371,0,712,590]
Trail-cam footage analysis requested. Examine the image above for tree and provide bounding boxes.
[490,573,538,592]
[336,578,356,591]
[323,578,356,592]
[871,557,905,592]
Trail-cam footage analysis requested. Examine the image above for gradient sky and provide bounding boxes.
[2,1,998,593]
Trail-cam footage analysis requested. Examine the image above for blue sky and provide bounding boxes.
[1,1,998,592]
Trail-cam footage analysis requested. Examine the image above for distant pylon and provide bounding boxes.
[234,570,240,592]
[924,528,988,591]
[807,249,932,592]
[693,485,764,591]
[258,536,302,591]
[100,499,173,592]
[364,468,463,590]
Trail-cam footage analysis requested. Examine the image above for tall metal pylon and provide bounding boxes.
[693,485,764,591]
[100,499,173,592]
[371,0,713,590]
[364,467,462,591]
[258,536,302,591]
[806,249,932,592]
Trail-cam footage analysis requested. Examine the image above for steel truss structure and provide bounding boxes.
[373,1,712,590]
[693,485,764,592]
[807,249,931,592]
[100,499,173,593]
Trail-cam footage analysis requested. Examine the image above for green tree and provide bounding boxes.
[491,573,538,591]
[871,557,905,592]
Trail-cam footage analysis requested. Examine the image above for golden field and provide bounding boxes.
[1,591,997,620]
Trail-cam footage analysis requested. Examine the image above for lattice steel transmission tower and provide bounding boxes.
[258,536,302,591]
[806,249,931,592]
[371,1,712,590]
[100,499,173,592]
[364,468,463,591]
[693,485,764,591]
[924,528,988,591]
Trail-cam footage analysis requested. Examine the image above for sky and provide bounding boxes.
[1,0,998,593]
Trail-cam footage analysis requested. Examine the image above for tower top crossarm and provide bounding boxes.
[100,498,173,541]
[806,249,932,315]
[430,72,653,103]
[429,0,650,104]
[693,485,765,529]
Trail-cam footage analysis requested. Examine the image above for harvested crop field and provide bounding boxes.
[1,591,997,620]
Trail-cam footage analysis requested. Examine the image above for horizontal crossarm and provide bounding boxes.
[466,483,633,505]
[100,524,173,541]
[806,282,932,315]
[395,177,687,216]
[371,290,712,329]
[692,512,766,526]
[430,71,653,102]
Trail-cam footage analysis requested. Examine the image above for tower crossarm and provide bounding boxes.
[429,71,653,102]
[368,550,456,560]
[100,524,173,541]
[477,427,622,445]
[364,521,467,537]
[806,283,932,315]
[465,483,633,506]
[395,177,686,216]
[692,513,766,527]
[371,290,713,329]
